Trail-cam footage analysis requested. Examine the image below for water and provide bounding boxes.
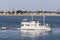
[0,16,60,40]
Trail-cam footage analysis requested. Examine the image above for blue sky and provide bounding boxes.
[0,0,60,11]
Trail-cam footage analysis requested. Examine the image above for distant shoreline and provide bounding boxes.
[0,14,60,16]
[0,10,60,16]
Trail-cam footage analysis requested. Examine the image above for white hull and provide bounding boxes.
[21,26,51,31]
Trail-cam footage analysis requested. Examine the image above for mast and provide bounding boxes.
[32,14,33,21]
[43,11,45,26]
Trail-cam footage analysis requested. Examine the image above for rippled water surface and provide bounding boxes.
[0,16,60,40]
[0,28,60,40]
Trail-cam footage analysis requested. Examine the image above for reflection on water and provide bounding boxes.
[21,30,51,37]
[0,28,60,40]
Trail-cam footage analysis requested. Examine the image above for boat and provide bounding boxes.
[1,27,8,30]
[21,21,51,31]
[20,12,51,31]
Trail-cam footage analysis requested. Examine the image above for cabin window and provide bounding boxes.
[26,24,30,26]
[35,21,37,23]
[21,24,24,26]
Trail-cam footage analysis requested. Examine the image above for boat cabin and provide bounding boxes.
[21,21,41,27]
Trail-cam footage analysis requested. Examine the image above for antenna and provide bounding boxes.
[43,11,45,26]
[31,13,33,21]
[32,14,33,21]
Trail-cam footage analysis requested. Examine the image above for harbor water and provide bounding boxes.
[0,16,60,40]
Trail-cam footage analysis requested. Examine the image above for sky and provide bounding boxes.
[0,0,60,11]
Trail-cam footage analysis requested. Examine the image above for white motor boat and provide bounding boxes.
[21,21,51,31]
[20,12,51,31]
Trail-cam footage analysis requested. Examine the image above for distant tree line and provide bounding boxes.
[0,10,60,14]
